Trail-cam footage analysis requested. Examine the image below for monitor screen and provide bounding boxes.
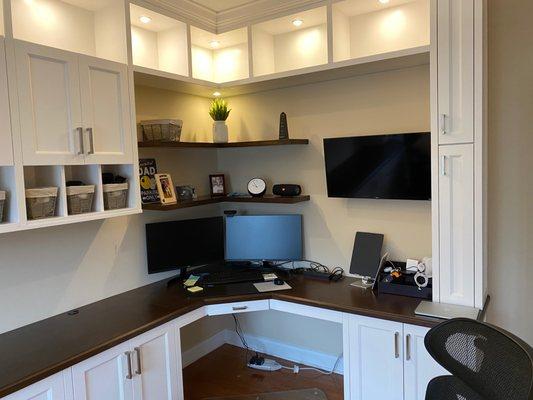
[146,217,224,274]
[225,215,302,261]
[323,132,431,200]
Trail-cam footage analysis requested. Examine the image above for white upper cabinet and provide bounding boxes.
[15,41,83,165]
[404,324,448,400]
[191,26,249,83]
[438,144,475,306]
[437,0,474,144]
[79,56,132,165]
[0,38,14,166]
[252,7,327,77]
[130,4,189,77]
[11,0,127,64]
[332,0,430,62]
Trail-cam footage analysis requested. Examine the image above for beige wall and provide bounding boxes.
[486,0,533,344]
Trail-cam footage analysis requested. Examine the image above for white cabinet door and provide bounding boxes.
[15,41,83,165]
[437,0,474,144]
[71,342,133,400]
[348,315,404,400]
[438,144,475,306]
[404,324,448,400]
[0,39,13,166]
[79,56,132,165]
[130,324,180,400]
[3,372,69,400]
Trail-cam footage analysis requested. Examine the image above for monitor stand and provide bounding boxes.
[166,268,189,287]
[350,276,374,289]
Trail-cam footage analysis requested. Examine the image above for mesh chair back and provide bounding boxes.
[425,318,533,400]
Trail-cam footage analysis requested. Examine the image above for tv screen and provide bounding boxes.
[323,132,431,200]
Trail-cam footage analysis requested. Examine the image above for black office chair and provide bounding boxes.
[424,318,533,400]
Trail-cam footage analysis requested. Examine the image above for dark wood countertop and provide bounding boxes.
[0,275,443,398]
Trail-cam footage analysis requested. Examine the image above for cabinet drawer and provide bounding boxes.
[205,300,269,316]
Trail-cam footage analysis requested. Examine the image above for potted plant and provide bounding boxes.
[209,98,231,143]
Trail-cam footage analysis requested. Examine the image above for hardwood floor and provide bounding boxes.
[183,344,344,400]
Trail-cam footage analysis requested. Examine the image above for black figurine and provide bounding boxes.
[279,112,289,140]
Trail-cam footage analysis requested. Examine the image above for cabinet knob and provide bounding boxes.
[405,334,411,361]
[394,332,400,359]
[440,114,448,135]
[125,351,133,380]
[76,127,84,155]
[232,306,248,311]
[134,347,142,375]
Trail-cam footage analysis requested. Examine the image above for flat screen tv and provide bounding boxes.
[323,132,431,200]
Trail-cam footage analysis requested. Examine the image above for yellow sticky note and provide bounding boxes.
[187,286,204,293]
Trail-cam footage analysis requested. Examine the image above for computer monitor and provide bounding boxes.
[146,216,224,274]
[225,215,302,261]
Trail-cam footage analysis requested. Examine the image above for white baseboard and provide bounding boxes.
[182,329,343,375]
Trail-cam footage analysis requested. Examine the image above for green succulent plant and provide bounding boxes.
[209,98,231,121]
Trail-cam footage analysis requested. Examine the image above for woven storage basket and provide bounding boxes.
[141,119,183,142]
[26,187,58,220]
[103,183,128,210]
[66,185,95,215]
[0,190,5,222]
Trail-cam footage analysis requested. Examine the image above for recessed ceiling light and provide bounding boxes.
[213,91,221,97]
[139,16,152,24]
[210,40,221,48]
[292,19,304,27]
[379,0,390,4]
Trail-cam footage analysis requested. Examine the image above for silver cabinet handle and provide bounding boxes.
[440,114,448,135]
[232,306,248,311]
[86,128,95,155]
[76,127,84,155]
[405,334,411,361]
[394,332,400,359]
[134,347,142,375]
[441,155,447,176]
[125,351,133,379]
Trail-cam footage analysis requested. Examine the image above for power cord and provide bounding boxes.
[273,260,345,282]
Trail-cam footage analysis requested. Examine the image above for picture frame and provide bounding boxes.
[176,185,197,201]
[209,174,227,197]
[155,173,177,205]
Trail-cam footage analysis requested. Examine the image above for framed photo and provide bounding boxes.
[176,185,197,201]
[209,174,227,197]
[155,173,177,205]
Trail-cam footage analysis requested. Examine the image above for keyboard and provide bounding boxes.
[200,269,264,286]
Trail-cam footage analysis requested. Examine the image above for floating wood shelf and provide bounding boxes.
[138,139,309,149]
[142,195,311,211]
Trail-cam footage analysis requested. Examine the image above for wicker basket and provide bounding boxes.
[66,185,95,215]
[103,183,128,210]
[26,187,58,220]
[141,119,183,142]
[0,190,5,222]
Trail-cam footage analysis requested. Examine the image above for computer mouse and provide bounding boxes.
[273,278,284,286]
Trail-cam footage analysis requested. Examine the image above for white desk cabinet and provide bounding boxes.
[436,0,474,145]
[2,372,70,400]
[0,39,13,166]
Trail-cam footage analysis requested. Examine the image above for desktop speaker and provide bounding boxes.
[273,184,301,197]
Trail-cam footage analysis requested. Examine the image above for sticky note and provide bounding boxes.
[187,286,204,293]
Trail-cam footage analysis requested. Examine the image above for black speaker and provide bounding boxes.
[273,184,302,197]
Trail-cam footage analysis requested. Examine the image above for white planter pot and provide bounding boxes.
[213,121,228,143]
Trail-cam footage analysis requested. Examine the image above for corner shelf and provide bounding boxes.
[138,139,309,149]
[142,195,311,211]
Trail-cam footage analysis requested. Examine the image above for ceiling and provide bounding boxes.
[188,0,259,13]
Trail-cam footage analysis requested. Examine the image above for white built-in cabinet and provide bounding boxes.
[432,0,486,308]
[2,372,71,400]
[0,38,13,166]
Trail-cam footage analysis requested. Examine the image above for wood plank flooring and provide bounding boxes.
[183,344,344,400]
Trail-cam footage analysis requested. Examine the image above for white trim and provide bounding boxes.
[181,329,228,368]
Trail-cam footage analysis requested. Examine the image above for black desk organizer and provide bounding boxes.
[377,262,432,300]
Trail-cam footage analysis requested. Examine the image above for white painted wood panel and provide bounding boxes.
[348,315,404,400]
[71,342,133,400]
[3,372,69,400]
[15,41,83,165]
[130,324,180,400]
[404,324,448,400]
[438,144,475,306]
[437,0,474,144]
[269,300,343,323]
[0,39,13,166]
[79,56,132,164]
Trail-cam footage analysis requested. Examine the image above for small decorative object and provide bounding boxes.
[209,174,227,197]
[140,119,182,142]
[247,178,267,197]
[209,98,231,143]
[279,112,289,140]
[176,185,197,201]
[139,158,159,204]
[273,184,302,197]
[155,173,177,205]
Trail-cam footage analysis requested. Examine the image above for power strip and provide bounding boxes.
[247,358,282,372]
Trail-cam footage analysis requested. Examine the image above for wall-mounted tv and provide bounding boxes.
[323,132,431,200]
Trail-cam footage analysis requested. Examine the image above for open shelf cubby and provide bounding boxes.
[130,4,189,77]
[101,164,136,210]
[138,139,310,149]
[0,167,19,225]
[11,0,128,63]
[64,165,102,214]
[23,165,67,220]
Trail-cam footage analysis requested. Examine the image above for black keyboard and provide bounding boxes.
[201,269,264,286]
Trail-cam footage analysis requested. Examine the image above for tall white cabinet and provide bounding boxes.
[0,38,13,166]
[432,0,486,308]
